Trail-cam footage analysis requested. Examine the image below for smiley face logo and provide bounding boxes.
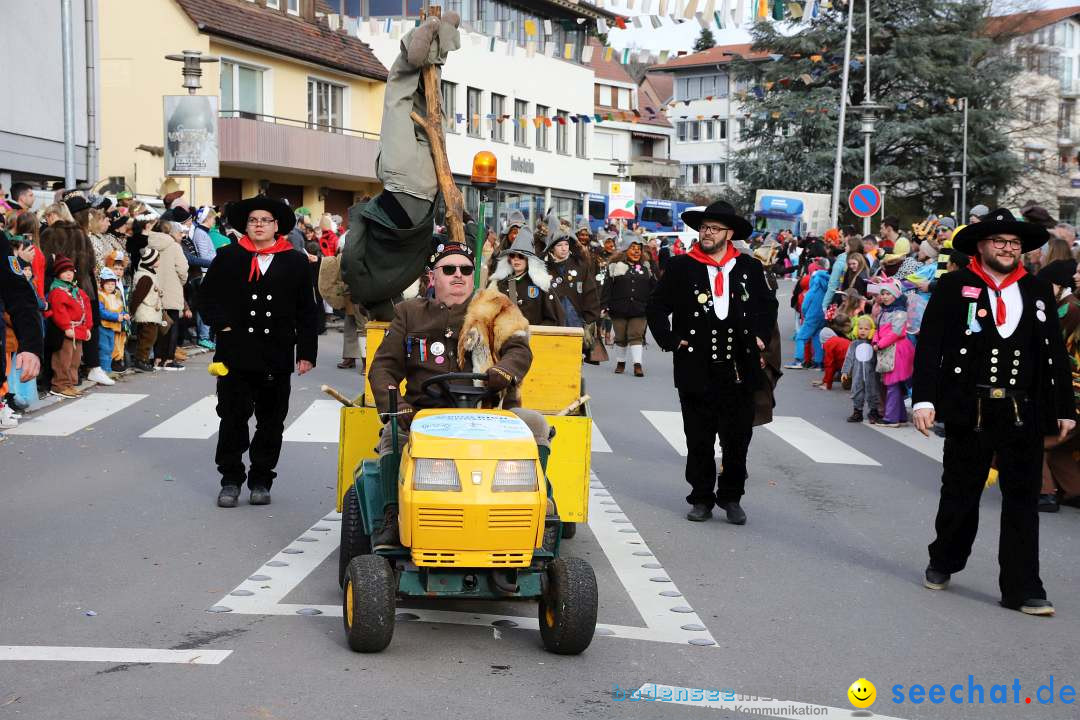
[847,678,876,709]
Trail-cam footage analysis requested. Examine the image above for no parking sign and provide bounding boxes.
[848,184,882,218]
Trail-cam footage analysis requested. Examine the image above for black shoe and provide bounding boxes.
[133,360,154,373]
[846,409,863,423]
[372,506,401,549]
[217,485,241,508]
[1038,494,1060,513]
[924,566,950,590]
[249,488,271,505]
[932,422,947,438]
[686,503,712,522]
[719,501,746,525]
[1018,598,1055,616]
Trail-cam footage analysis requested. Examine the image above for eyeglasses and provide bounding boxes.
[988,237,1022,250]
[247,217,277,226]
[699,224,733,236]
[437,263,474,276]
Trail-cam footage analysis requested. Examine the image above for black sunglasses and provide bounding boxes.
[437,263,474,276]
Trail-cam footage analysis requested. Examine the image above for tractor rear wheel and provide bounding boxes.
[538,556,597,655]
[560,522,577,539]
[339,486,371,588]
[343,555,396,653]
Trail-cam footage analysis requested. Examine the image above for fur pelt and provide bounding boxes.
[459,288,530,402]
[487,255,552,291]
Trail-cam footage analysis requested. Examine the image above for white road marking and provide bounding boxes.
[591,421,612,453]
[141,396,218,439]
[282,400,341,443]
[636,683,909,719]
[641,410,721,457]
[7,393,147,436]
[762,416,880,466]
[0,646,231,665]
[866,422,944,463]
[215,478,717,647]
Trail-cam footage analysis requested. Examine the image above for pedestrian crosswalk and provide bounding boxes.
[9,391,941,467]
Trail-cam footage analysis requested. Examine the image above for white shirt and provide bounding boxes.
[256,254,273,275]
[706,257,737,320]
[985,283,1022,339]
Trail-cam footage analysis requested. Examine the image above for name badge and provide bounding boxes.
[962,285,981,300]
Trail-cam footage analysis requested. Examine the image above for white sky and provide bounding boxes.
[603,0,1080,53]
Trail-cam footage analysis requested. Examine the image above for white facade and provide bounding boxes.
[0,0,97,188]
[664,68,745,195]
[358,25,594,232]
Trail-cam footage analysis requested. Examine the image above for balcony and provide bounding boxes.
[218,113,379,182]
[629,155,681,179]
[1058,125,1080,146]
[1062,80,1080,99]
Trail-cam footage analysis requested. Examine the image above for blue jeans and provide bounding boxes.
[98,327,115,372]
[196,312,211,342]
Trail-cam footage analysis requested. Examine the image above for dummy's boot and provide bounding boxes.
[406,11,460,68]
[372,505,400,550]
[630,344,644,377]
[372,450,402,549]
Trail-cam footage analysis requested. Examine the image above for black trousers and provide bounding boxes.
[155,309,180,361]
[678,367,755,508]
[928,399,1046,607]
[214,371,292,489]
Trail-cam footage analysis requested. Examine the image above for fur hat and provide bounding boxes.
[52,255,75,276]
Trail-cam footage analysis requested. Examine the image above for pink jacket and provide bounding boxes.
[874,308,915,385]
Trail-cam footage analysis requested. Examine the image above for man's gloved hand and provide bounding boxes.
[486,366,514,392]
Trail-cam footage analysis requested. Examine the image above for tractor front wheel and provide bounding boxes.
[339,486,371,588]
[538,556,597,655]
[343,555,396,653]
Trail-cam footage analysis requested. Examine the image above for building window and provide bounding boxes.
[467,86,482,138]
[575,116,587,158]
[266,0,280,8]
[491,93,506,142]
[556,110,570,155]
[1026,99,1046,123]
[701,75,716,97]
[514,99,528,146]
[441,80,457,133]
[287,0,299,14]
[220,60,264,117]
[599,85,612,107]
[737,119,747,140]
[716,163,727,183]
[308,78,345,132]
[677,120,687,142]
[536,104,550,150]
[366,0,425,16]
[594,131,614,160]
[717,119,727,140]
[616,88,631,109]
[690,120,701,142]
[705,120,714,141]
[1024,148,1044,170]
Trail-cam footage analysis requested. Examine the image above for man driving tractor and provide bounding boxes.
[367,239,553,550]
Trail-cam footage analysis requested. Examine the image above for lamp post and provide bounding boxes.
[959,97,969,221]
[857,99,885,234]
[948,171,963,221]
[829,0,857,228]
[165,50,218,206]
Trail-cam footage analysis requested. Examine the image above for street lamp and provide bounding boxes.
[165,50,219,206]
[857,99,885,234]
[948,171,964,221]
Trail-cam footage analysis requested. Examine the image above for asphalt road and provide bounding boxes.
[3,281,1079,720]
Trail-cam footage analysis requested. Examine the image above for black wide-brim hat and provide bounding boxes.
[226,195,296,236]
[680,200,753,239]
[951,207,1049,255]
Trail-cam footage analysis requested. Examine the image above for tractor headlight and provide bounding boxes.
[491,460,539,492]
[412,459,461,491]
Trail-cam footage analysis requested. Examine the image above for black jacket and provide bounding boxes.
[646,253,777,391]
[1,233,44,379]
[198,242,319,374]
[602,257,656,318]
[912,268,1075,434]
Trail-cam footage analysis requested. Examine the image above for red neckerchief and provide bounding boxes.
[238,235,293,282]
[968,256,1027,326]
[687,242,740,297]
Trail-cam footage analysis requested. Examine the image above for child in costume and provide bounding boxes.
[814,324,852,391]
[45,255,92,398]
[841,314,881,423]
[869,277,915,426]
[97,267,128,375]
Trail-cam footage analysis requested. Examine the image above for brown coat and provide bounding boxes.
[369,295,533,418]
[546,252,600,325]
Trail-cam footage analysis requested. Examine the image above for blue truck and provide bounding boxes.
[636,198,694,233]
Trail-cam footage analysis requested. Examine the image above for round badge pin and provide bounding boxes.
[977,309,988,318]
[1037,310,1047,322]
[570,269,578,277]
[1036,300,1046,310]
[697,293,709,304]
[430,341,445,356]
[435,355,445,364]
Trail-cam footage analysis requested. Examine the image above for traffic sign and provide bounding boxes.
[848,184,882,218]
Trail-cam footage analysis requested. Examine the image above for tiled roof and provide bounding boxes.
[984,6,1080,37]
[649,42,770,71]
[174,0,387,81]
[588,38,634,84]
[641,73,673,106]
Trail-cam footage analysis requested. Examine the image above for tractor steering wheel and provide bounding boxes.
[420,372,493,409]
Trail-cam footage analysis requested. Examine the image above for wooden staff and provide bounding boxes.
[555,395,591,417]
[409,5,466,248]
[321,384,355,407]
